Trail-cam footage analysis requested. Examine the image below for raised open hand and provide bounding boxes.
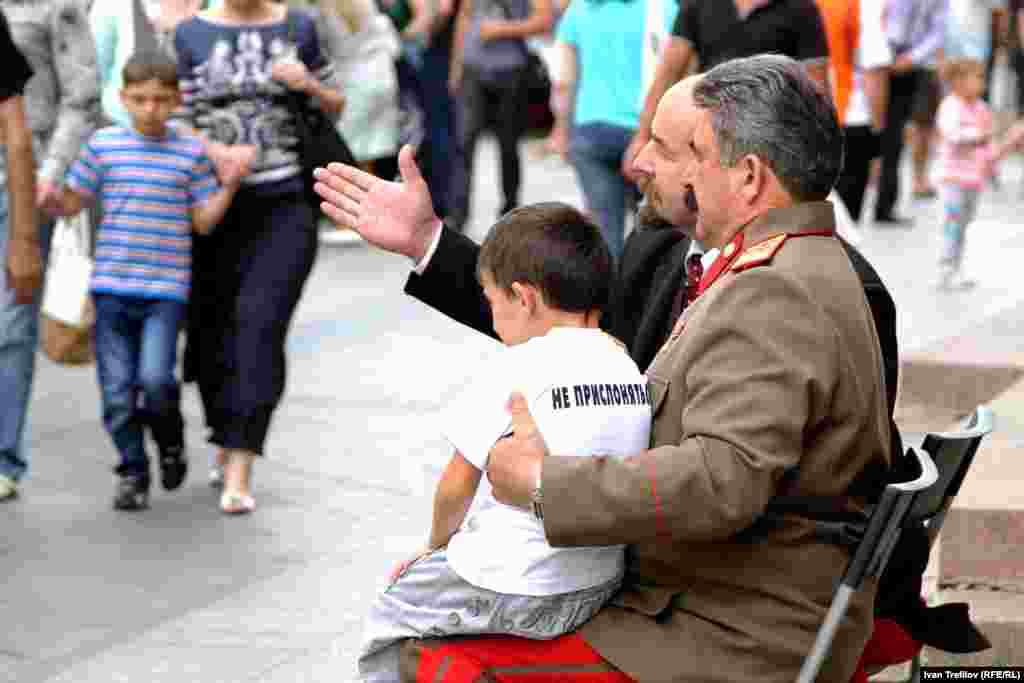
[313,145,441,262]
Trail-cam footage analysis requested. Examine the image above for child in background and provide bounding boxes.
[357,203,651,681]
[934,57,996,290]
[51,51,253,510]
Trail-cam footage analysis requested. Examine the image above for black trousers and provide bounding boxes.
[835,125,879,222]
[1013,49,1024,114]
[185,190,317,454]
[450,65,528,230]
[875,68,940,219]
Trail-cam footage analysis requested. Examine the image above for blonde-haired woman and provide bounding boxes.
[295,0,401,177]
[323,0,402,177]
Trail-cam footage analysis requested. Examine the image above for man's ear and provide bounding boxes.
[738,154,767,204]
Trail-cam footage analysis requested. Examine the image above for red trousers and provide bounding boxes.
[405,633,636,683]
[849,618,923,683]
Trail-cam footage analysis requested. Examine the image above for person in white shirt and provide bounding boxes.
[823,0,893,225]
[357,202,651,682]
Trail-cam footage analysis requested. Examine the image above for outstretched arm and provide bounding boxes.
[313,145,497,338]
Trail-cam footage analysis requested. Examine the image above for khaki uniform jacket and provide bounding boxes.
[542,202,892,683]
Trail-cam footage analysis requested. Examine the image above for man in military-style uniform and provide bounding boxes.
[314,55,892,682]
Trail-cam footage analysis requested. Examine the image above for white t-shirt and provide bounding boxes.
[846,0,893,128]
[442,327,652,597]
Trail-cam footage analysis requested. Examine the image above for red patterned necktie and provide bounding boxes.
[668,252,705,337]
[685,252,704,305]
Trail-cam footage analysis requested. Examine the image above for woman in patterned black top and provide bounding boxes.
[174,0,343,514]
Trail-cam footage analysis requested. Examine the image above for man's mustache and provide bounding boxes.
[635,186,699,232]
[684,186,698,213]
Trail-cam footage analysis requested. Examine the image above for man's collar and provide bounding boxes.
[695,201,836,295]
[739,201,837,247]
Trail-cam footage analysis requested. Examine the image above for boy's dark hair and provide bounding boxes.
[477,202,612,314]
[122,51,179,88]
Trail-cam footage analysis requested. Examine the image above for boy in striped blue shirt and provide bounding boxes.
[52,51,253,510]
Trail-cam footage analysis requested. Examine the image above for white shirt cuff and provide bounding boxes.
[412,221,445,275]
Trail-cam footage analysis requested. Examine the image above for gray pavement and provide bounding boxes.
[4,138,1024,682]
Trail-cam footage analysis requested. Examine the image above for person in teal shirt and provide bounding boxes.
[549,0,676,260]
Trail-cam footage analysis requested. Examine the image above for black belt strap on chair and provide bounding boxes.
[735,496,869,550]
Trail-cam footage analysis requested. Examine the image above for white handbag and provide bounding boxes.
[41,211,94,328]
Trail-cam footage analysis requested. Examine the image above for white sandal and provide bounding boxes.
[219,451,255,515]
[219,491,255,515]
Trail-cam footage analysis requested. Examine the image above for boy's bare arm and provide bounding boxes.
[192,182,241,235]
[52,186,92,217]
[427,451,482,549]
[192,145,254,234]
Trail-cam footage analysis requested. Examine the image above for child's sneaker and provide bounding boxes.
[113,475,150,510]
[158,444,188,491]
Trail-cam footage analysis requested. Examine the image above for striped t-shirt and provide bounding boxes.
[66,125,220,303]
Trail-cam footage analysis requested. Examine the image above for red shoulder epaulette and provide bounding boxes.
[730,234,788,273]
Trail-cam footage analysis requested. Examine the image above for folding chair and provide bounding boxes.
[904,405,995,682]
[842,405,996,683]
[796,446,939,683]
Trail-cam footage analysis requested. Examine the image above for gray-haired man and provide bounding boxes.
[0,0,100,500]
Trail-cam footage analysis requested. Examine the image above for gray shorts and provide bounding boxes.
[357,549,621,682]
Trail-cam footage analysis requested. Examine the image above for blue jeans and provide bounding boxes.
[0,149,54,482]
[94,294,186,479]
[569,122,638,261]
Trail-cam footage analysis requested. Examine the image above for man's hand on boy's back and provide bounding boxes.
[487,392,547,511]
